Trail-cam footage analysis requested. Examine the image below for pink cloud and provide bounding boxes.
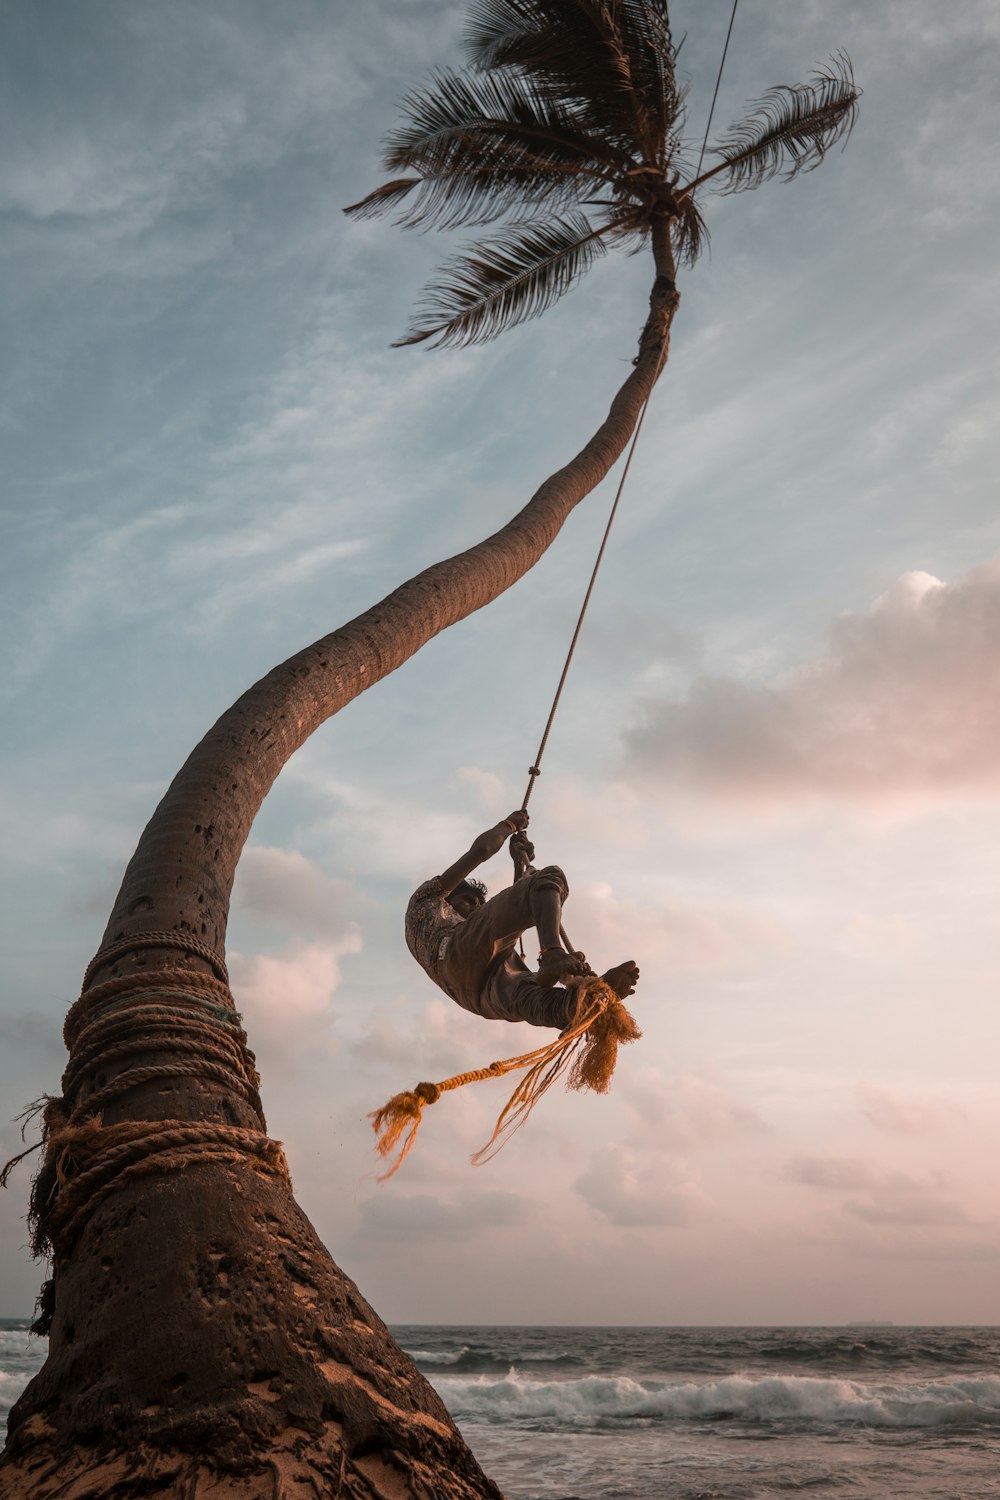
[626,558,1000,806]
[790,1154,875,1190]
[573,1145,708,1228]
[790,1153,971,1228]
[570,881,785,975]
[228,936,362,1070]
[857,1082,964,1135]
[623,1067,768,1150]
[233,844,356,940]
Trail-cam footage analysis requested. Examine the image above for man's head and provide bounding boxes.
[449,879,486,918]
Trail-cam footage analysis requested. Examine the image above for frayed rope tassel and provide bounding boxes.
[370,976,641,1180]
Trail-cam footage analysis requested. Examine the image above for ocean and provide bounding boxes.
[3,1322,999,1497]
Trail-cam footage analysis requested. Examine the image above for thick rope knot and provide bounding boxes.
[369,1090,437,1177]
[567,990,643,1094]
[370,973,641,1178]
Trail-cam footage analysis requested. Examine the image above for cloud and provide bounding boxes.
[573,1145,708,1228]
[570,882,785,975]
[625,558,1000,808]
[0,13,368,231]
[0,1013,66,1063]
[456,766,506,810]
[790,1154,971,1228]
[843,1192,967,1228]
[623,1069,768,1150]
[351,998,491,1079]
[232,845,357,942]
[857,1082,963,1136]
[353,1186,535,1249]
[790,1154,875,1191]
[228,936,361,1056]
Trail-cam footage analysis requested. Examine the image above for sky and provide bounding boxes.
[2,0,999,1326]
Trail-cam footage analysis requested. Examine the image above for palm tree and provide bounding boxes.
[0,3,858,1496]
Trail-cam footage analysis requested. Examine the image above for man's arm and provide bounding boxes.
[436,810,528,896]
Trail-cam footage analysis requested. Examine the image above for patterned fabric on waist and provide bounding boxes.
[405,877,463,990]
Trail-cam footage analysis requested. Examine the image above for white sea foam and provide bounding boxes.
[405,1345,471,1365]
[432,1369,1000,1430]
[0,1369,32,1420]
[0,1329,32,1352]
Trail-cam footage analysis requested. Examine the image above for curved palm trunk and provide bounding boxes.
[0,237,678,1499]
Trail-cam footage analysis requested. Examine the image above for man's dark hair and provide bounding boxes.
[459,878,487,905]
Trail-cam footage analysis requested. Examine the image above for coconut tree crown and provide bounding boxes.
[346,0,860,348]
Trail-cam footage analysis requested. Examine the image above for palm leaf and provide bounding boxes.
[613,0,685,161]
[669,192,707,266]
[347,159,595,232]
[384,66,629,177]
[464,0,682,160]
[395,213,609,347]
[694,54,860,194]
[351,65,629,231]
[344,178,422,220]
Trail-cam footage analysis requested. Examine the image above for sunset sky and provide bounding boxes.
[2,0,999,1325]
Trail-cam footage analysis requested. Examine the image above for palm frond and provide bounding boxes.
[344,178,421,220]
[384,66,629,177]
[395,213,609,348]
[697,54,860,194]
[614,0,685,160]
[351,65,628,231]
[347,159,596,233]
[464,0,683,162]
[669,193,707,266]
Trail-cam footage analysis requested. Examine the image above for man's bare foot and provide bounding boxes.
[534,948,587,988]
[602,960,640,999]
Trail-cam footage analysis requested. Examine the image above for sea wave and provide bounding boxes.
[0,1327,32,1350]
[752,1333,996,1371]
[405,1345,471,1366]
[407,1344,585,1376]
[0,1369,32,1420]
[432,1369,1000,1432]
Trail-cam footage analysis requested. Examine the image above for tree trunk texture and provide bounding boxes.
[1,245,679,1498]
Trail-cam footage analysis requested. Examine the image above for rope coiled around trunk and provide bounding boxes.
[1,941,290,1333]
[81,929,230,989]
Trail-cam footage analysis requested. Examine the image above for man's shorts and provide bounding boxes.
[437,866,574,1031]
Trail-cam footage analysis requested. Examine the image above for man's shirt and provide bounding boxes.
[405,877,463,996]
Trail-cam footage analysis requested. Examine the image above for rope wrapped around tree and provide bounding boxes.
[0,933,289,1335]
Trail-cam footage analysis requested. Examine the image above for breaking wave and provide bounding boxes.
[433,1369,1000,1432]
[408,1344,585,1376]
[0,1369,32,1421]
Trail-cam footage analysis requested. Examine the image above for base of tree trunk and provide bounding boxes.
[0,1162,501,1500]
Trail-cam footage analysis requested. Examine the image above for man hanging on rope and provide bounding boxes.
[405,811,639,1031]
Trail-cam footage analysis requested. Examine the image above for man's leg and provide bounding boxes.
[528,868,587,987]
[438,866,575,1011]
[479,957,577,1030]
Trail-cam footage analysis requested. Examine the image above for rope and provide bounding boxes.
[370,976,640,1179]
[41,1119,289,1259]
[695,0,740,180]
[57,967,265,1125]
[520,389,656,812]
[1,960,278,1330]
[515,9,738,814]
[82,930,229,991]
[66,967,237,1048]
[18,1109,289,1279]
